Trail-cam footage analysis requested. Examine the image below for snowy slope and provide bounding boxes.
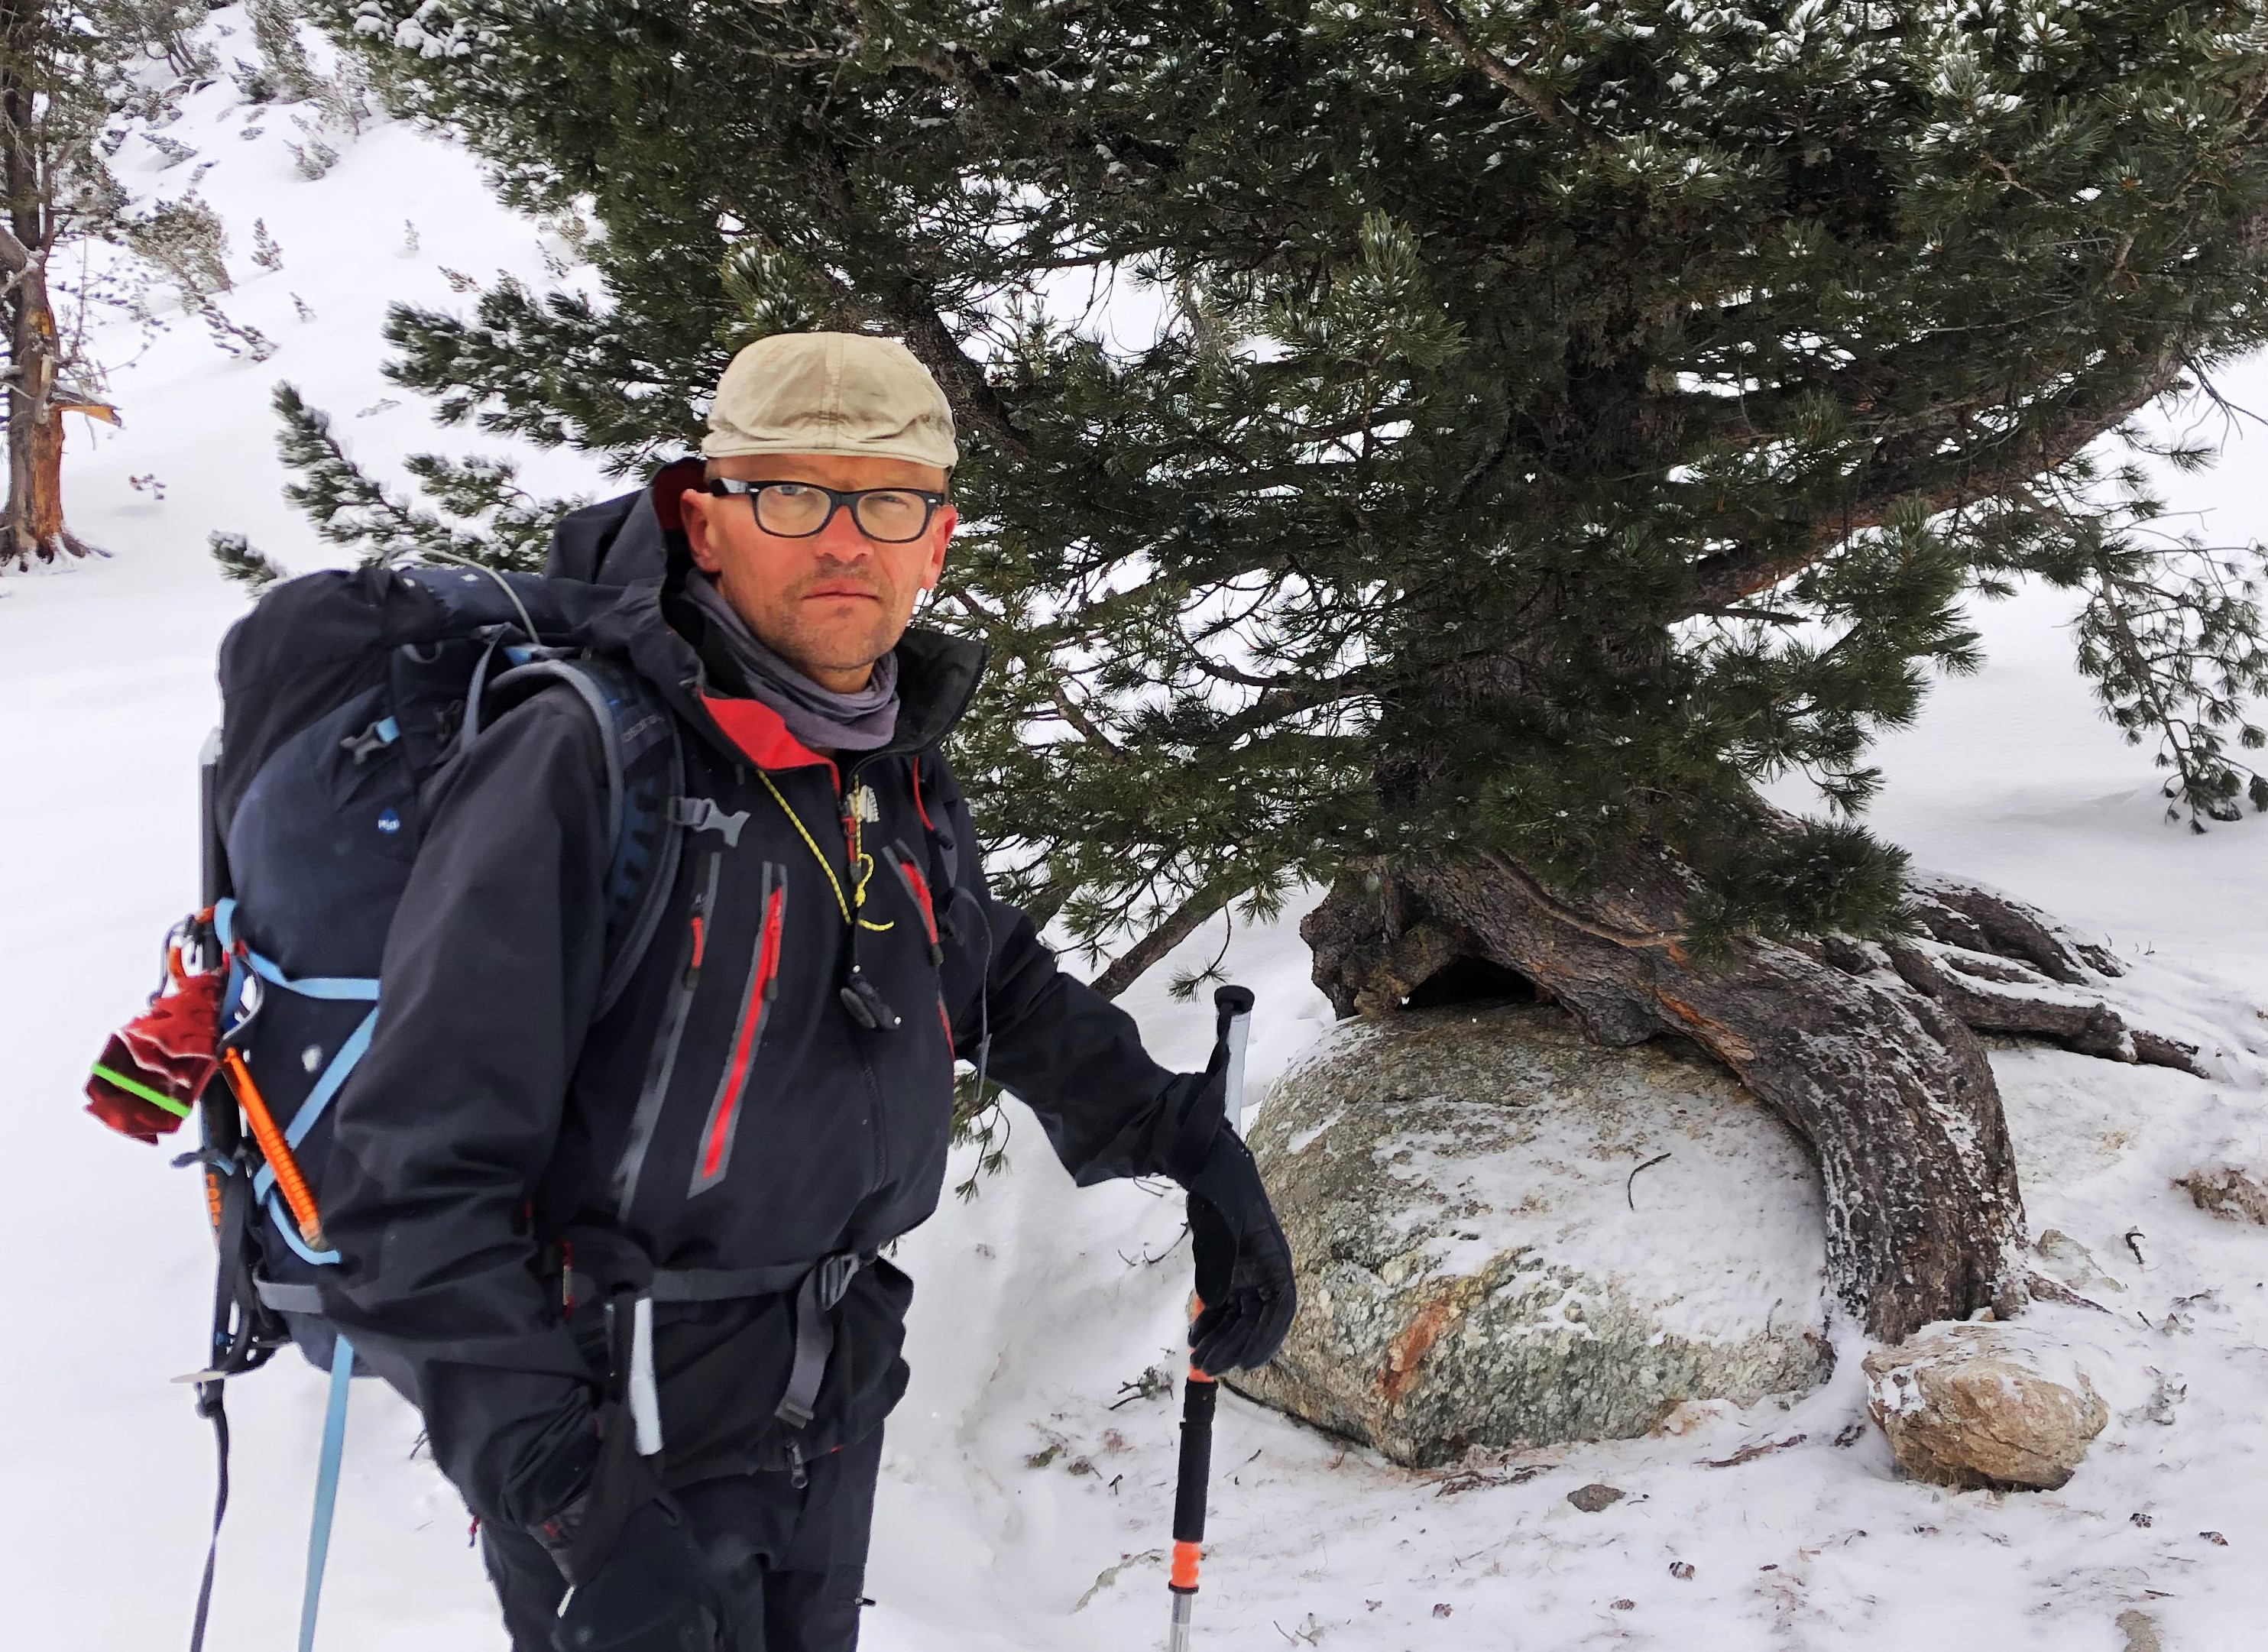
[5,12,2268,1650]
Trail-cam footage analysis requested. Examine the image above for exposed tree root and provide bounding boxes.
[1303,849,2198,1342]
[1889,874,2202,1075]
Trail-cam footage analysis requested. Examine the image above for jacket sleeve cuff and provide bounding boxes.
[1162,1067,1228,1184]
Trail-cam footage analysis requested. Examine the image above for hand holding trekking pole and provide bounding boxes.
[1179,988,1295,1376]
[1168,985,1297,1649]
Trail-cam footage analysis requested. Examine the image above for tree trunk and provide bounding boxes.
[1302,843,2198,1343]
[0,4,91,572]
[0,240,83,565]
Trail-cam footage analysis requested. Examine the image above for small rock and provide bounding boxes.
[1863,1322,2108,1492]
[1669,1560,1696,1580]
[2117,1608,2163,1652]
[2130,1511,2153,1527]
[1567,1483,1626,1512]
[2202,1530,2228,1546]
[1610,1599,1636,1611]
[2179,1165,2268,1225]
[1432,1602,1453,1618]
[2124,1368,2185,1428]
[2035,1229,2125,1294]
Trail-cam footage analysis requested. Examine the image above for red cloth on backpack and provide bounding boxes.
[85,967,224,1143]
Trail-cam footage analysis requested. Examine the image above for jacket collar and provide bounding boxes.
[577,464,989,773]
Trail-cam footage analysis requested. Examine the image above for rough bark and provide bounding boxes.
[1302,846,2198,1342]
[0,2,93,568]
[0,263,95,565]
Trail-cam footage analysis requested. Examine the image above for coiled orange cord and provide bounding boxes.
[222,1048,326,1251]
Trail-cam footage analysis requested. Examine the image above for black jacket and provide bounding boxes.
[319,465,1194,1530]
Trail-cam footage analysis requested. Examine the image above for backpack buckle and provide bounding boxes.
[668,795,749,847]
[339,717,399,765]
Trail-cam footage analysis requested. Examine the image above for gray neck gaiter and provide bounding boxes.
[685,572,901,754]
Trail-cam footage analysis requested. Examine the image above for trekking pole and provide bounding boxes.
[1168,984,1254,1651]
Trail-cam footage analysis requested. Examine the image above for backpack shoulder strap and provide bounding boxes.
[488,656,685,1018]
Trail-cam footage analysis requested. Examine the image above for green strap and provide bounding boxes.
[90,1062,193,1120]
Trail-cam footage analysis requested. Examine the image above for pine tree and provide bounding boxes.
[0,0,138,565]
[311,0,2268,1337]
[264,381,578,572]
[0,1,273,568]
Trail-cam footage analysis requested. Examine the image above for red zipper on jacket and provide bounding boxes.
[692,868,786,1190]
[880,842,942,966]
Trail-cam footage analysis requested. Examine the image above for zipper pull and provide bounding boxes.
[683,878,714,988]
[840,971,901,1032]
[786,1440,808,1489]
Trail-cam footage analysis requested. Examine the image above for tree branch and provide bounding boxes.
[1049,679,1126,755]
[1090,878,1243,999]
[1412,0,1583,139]
[1683,339,2196,613]
[1211,675,1379,743]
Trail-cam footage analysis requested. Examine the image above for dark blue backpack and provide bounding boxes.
[180,558,683,1651]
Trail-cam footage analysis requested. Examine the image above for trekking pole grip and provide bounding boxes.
[1171,1321,1215,1553]
[1169,1296,1216,1652]
[1212,983,1253,1132]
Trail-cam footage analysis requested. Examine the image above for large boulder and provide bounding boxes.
[1231,1003,1829,1466]
[1863,1320,2108,1491]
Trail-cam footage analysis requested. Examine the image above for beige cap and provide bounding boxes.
[702,331,958,470]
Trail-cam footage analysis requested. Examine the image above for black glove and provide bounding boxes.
[530,1407,728,1652]
[548,1498,725,1652]
[1181,1126,1298,1375]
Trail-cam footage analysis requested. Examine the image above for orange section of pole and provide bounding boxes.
[222,1048,326,1251]
[1170,1540,1202,1591]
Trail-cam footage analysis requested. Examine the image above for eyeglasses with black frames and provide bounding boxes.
[705,478,948,544]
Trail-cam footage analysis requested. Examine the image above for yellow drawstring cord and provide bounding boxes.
[755,769,894,933]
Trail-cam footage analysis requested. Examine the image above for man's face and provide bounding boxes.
[681,451,955,692]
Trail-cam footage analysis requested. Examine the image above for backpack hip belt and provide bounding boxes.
[544,1226,874,1472]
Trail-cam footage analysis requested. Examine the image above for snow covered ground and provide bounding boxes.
[5,11,2267,1649]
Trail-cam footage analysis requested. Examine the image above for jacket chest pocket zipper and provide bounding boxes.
[880,840,961,1076]
[880,841,943,967]
[688,862,788,1196]
[610,850,722,1223]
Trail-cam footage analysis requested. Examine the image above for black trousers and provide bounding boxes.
[481,1429,883,1652]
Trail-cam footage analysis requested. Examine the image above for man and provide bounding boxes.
[318,332,1297,1652]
